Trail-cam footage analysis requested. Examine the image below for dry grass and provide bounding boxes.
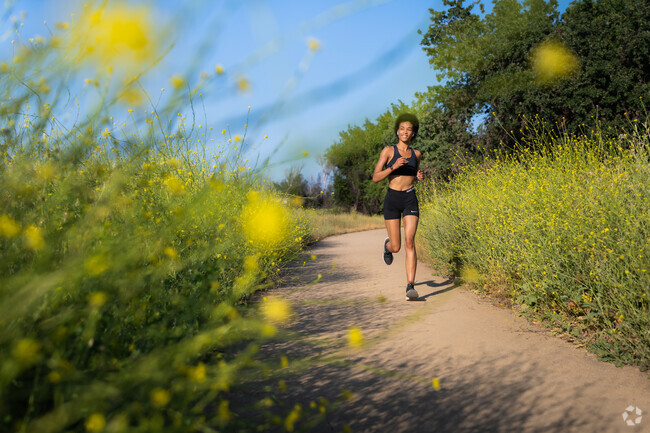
[299,208,385,242]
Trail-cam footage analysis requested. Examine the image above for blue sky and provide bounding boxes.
[5,0,573,181]
[167,0,441,181]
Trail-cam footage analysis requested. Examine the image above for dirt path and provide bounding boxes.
[261,229,650,433]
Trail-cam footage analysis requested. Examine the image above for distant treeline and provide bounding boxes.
[323,0,649,214]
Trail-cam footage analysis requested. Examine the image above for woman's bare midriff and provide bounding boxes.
[387,175,416,191]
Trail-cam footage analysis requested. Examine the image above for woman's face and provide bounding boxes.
[397,121,414,142]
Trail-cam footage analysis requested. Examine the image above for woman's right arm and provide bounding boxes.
[373,147,393,183]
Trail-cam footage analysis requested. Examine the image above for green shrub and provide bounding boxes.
[419,120,650,370]
[0,3,311,431]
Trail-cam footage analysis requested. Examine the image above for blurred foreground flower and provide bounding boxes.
[532,40,579,83]
[261,296,292,323]
[24,225,45,250]
[12,339,41,366]
[241,192,289,248]
[460,266,480,284]
[65,3,160,74]
[85,413,106,432]
[150,388,171,407]
[347,327,363,347]
[0,215,20,237]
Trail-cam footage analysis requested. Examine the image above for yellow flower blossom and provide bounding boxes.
[307,37,321,51]
[164,247,178,260]
[85,413,106,432]
[188,362,206,383]
[432,377,441,390]
[237,77,250,92]
[460,266,480,284]
[218,401,232,424]
[164,176,185,193]
[170,74,185,90]
[261,296,292,323]
[243,255,259,272]
[24,225,45,250]
[12,338,41,365]
[0,215,20,237]
[85,255,108,275]
[150,388,171,407]
[285,404,301,432]
[347,327,363,347]
[66,4,159,74]
[241,192,289,247]
[88,292,108,308]
[532,40,579,83]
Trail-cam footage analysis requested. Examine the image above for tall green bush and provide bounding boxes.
[419,120,650,370]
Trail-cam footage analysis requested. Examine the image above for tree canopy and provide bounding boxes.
[326,0,650,213]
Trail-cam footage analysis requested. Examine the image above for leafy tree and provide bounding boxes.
[419,0,560,148]
[419,0,650,148]
[273,165,308,197]
[557,0,650,127]
[325,104,408,213]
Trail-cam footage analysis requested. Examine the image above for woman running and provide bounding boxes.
[372,113,424,300]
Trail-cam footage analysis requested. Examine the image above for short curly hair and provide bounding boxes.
[394,113,419,138]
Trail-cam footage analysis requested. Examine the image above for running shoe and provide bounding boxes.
[382,237,393,265]
[406,283,419,301]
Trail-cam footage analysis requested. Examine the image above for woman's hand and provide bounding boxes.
[392,157,407,170]
[416,170,425,181]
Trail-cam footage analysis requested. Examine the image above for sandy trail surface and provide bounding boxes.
[258,229,649,433]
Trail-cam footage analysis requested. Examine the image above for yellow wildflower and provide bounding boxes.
[237,77,250,92]
[170,74,185,90]
[88,292,108,308]
[150,388,171,407]
[347,327,363,347]
[85,255,108,275]
[0,215,20,237]
[460,266,480,283]
[12,338,41,365]
[241,192,289,247]
[188,362,207,383]
[164,247,178,260]
[307,37,321,51]
[532,40,579,83]
[85,413,106,432]
[24,225,45,250]
[66,4,159,74]
[218,401,232,424]
[261,297,292,324]
[163,176,185,193]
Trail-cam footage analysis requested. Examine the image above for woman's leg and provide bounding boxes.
[403,215,419,283]
[385,218,401,253]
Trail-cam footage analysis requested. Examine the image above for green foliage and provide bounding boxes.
[418,119,650,370]
[0,5,316,432]
[418,0,649,150]
[274,166,309,197]
[325,104,408,213]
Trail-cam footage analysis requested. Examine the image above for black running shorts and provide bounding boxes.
[383,187,419,220]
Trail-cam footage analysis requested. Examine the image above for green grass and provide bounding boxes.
[419,120,650,371]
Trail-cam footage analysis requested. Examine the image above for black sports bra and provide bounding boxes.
[386,145,418,177]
